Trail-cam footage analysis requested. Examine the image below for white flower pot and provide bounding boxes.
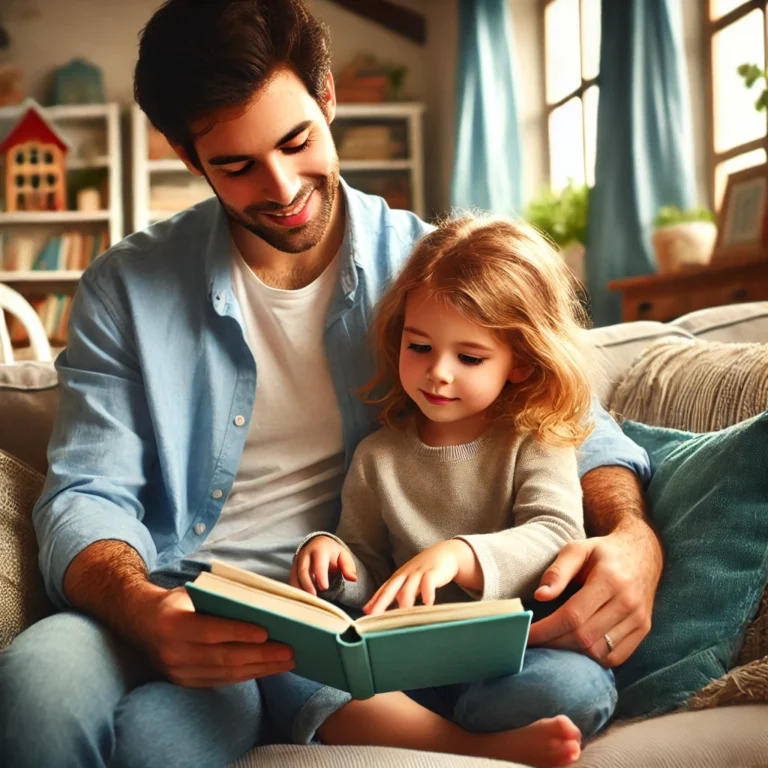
[652,221,717,274]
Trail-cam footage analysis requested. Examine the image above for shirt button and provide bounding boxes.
[212,489,223,499]
[194,523,206,535]
[234,415,246,427]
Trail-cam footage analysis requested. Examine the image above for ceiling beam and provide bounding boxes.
[327,0,426,45]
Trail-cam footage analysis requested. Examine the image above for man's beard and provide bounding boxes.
[218,162,340,254]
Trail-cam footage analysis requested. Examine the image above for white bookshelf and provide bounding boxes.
[335,102,425,218]
[0,102,123,247]
[132,105,215,232]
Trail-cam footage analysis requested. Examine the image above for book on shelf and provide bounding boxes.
[8,293,72,345]
[187,560,533,700]
[0,230,109,272]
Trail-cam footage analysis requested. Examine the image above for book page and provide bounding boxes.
[193,572,352,635]
[210,559,352,624]
[353,598,524,635]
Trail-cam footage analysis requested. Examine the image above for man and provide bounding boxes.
[0,1,662,766]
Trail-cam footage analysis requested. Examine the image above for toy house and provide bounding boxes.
[0,100,70,212]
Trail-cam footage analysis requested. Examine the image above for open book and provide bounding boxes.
[187,560,533,699]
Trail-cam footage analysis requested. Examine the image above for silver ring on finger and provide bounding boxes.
[604,633,614,653]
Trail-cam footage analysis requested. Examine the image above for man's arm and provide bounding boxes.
[527,401,663,667]
[37,267,293,686]
[64,540,295,687]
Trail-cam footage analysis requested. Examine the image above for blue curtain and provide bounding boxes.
[451,0,522,214]
[586,0,696,326]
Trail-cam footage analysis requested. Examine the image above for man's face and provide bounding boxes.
[187,69,340,254]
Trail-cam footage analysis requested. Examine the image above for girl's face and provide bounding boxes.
[399,286,521,442]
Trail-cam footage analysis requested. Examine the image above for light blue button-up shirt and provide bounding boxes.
[33,180,650,609]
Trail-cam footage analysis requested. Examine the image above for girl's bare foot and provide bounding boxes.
[475,715,582,767]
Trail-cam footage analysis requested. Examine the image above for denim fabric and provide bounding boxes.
[31,181,650,611]
[282,647,617,743]
[615,413,768,717]
[0,612,267,768]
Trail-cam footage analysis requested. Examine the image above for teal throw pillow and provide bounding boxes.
[614,411,768,718]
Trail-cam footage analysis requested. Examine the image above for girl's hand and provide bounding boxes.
[364,540,476,615]
[289,536,357,596]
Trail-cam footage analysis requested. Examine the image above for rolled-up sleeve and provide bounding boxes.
[577,396,651,486]
[33,269,158,610]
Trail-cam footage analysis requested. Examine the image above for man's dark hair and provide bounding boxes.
[134,0,332,168]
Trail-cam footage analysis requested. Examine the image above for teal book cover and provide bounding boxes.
[186,562,532,700]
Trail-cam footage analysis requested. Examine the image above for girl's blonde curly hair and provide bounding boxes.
[361,213,596,447]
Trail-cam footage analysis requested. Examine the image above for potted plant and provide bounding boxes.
[652,205,716,273]
[525,181,590,282]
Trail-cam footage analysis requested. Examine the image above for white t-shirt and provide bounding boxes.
[191,244,346,580]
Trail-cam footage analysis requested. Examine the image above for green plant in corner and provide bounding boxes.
[653,205,715,229]
[524,181,591,248]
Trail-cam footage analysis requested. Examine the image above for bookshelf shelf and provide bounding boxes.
[0,211,111,224]
[340,159,413,172]
[147,158,188,172]
[0,270,83,282]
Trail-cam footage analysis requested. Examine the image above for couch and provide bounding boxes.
[2,302,767,768]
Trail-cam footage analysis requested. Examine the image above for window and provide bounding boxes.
[543,0,601,191]
[707,1,768,209]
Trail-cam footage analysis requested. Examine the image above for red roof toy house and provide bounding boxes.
[0,99,70,212]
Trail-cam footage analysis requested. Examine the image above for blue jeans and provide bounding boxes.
[0,562,340,768]
[407,648,617,739]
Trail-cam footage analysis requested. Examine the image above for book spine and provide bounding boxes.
[337,631,375,700]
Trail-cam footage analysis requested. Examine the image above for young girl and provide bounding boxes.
[284,215,616,767]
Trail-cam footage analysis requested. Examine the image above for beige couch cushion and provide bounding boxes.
[0,362,59,474]
[236,746,519,768]
[608,337,768,432]
[574,704,768,768]
[0,449,53,650]
[672,301,768,343]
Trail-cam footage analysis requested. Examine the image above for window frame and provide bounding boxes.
[541,0,600,189]
[705,0,768,210]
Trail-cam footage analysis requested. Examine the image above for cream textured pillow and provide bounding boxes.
[0,449,52,649]
[608,338,768,432]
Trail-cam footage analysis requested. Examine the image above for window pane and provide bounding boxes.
[714,149,767,209]
[710,0,751,21]
[581,0,601,81]
[549,97,585,191]
[712,10,766,153]
[545,0,581,104]
[583,86,599,187]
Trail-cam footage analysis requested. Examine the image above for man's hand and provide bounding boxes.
[63,540,295,688]
[526,525,663,666]
[289,535,357,596]
[129,585,295,687]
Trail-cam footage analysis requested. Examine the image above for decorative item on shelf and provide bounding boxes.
[711,164,768,266]
[51,58,104,105]
[0,98,70,212]
[335,54,409,103]
[525,181,590,283]
[337,125,404,161]
[0,64,25,106]
[652,206,717,274]
[76,187,101,212]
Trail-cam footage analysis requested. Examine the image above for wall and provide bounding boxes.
[1,0,713,219]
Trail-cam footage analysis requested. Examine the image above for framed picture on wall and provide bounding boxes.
[711,164,768,265]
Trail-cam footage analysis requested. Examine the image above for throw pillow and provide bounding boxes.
[609,338,768,432]
[614,413,768,718]
[0,449,53,649]
[0,361,59,474]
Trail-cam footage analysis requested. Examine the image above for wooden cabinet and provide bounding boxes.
[608,258,768,323]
